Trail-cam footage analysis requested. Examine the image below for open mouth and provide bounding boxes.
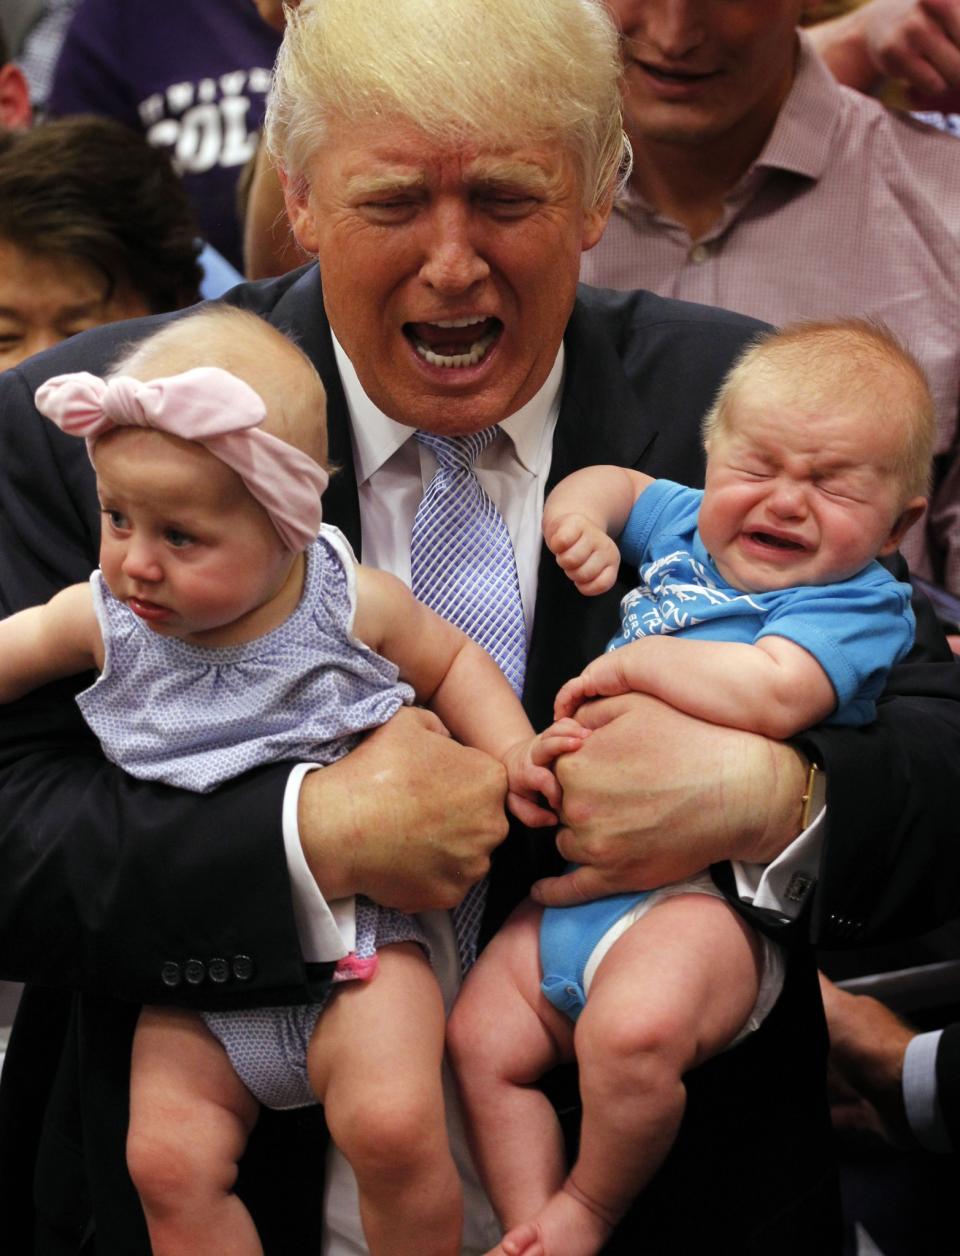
[746,531,805,552]
[405,316,502,369]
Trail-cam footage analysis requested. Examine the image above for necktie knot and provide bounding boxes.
[415,426,497,473]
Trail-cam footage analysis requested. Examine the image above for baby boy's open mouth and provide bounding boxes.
[405,317,502,369]
[747,531,805,551]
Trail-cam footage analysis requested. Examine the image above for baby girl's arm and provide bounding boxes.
[353,566,587,826]
[0,583,103,703]
[543,465,654,595]
[555,634,837,740]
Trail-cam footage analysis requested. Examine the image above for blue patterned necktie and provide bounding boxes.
[411,426,526,970]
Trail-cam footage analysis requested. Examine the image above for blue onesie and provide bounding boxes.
[540,479,916,1022]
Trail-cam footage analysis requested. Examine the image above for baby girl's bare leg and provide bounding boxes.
[494,893,764,1256]
[127,1005,261,1255]
[307,942,462,1256]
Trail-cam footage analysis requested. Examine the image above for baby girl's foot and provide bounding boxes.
[486,1181,616,1256]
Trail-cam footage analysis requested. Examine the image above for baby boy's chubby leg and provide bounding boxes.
[448,899,577,1237]
[127,1005,262,1256]
[486,892,765,1256]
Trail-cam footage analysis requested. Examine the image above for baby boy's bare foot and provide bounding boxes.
[486,1180,616,1256]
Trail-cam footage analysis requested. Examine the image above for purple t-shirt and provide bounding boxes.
[49,0,281,269]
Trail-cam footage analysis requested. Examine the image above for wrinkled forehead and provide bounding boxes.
[322,115,581,194]
[303,109,584,192]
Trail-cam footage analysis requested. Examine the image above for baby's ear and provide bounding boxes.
[878,497,927,556]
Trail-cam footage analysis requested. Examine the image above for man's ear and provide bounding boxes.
[878,497,927,556]
[581,192,613,253]
[0,63,31,131]
[279,167,320,256]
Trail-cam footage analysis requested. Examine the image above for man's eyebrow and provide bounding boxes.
[343,169,426,198]
[465,156,562,195]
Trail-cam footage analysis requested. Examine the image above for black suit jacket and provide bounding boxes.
[1,267,958,1252]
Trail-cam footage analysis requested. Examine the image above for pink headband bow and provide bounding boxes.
[34,367,328,552]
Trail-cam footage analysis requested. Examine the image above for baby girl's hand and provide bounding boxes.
[542,512,620,596]
[502,718,590,828]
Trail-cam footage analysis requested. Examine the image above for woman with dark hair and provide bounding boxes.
[0,114,203,369]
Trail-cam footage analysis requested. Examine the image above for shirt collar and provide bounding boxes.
[752,30,842,181]
[332,332,565,485]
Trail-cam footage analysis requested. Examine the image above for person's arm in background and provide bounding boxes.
[242,0,308,279]
[242,138,311,280]
[0,340,511,1007]
[808,0,960,97]
[819,973,957,1153]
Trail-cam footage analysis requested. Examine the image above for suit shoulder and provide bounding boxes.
[575,282,769,340]
[14,268,313,391]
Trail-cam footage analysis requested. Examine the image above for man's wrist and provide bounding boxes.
[749,741,812,863]
[284,764,352,962]
[808,13,880,92]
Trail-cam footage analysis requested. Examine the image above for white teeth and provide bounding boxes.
[413,328,498,368]
[432,316,487,328]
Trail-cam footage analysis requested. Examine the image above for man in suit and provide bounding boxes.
[0,0,959,1252]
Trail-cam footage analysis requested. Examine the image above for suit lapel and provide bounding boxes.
[523,298,660,729]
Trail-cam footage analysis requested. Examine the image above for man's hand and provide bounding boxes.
[819,973,916,1148]
[862,0,960,96]
[532,693,808,906]
[298,706,510,911]
[813,0,960,97]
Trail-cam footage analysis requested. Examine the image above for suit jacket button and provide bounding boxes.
[160,961,182,988]
[232,955,254,982]
[208,957,230,984]
[184,959,206,985]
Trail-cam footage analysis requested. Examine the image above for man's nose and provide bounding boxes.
[418,204,490,294]
[634,0,706,58]
[21,328,64,364]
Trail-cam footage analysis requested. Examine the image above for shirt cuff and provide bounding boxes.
[732,768,827,917]
[904,1029,953,1153]
[282,763,354,962]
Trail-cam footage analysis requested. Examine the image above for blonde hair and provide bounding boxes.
[110,306,329,470]
[266,0,628,210]
[702,318,935,500]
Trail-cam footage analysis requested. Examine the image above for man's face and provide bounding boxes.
[609,0,808,150]
[0,240,150,371]
[283,118,609,434]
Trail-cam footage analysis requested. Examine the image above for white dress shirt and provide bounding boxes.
[279,335,825,1252]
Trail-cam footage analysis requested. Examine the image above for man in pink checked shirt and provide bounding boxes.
[583,0,960,612]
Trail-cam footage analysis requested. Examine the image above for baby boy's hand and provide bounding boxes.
[502,718,590,828]
[543,512,620,596]
[555,650,638,720]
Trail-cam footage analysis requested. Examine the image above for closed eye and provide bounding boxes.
[358,197,420,224]
[475,192,538,219]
